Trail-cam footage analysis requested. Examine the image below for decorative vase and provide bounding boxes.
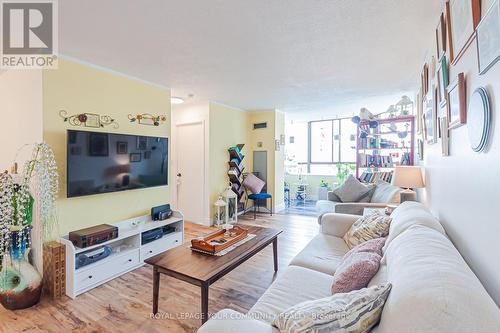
[0,230,42,310]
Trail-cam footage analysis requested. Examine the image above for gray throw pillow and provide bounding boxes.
[333,175,371,203]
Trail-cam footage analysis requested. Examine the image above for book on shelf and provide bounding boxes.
[359,153,394,168]
[359,171,393,183]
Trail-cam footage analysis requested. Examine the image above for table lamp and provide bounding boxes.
[392,166,424,202]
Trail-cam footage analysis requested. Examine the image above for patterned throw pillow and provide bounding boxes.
[273,283,392,333]
[331,252,382,294]
[343,212,392,249]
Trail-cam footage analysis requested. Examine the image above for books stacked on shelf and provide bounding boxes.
[400,152,411,165]
[228,144,245,200]
[359,153,393,168]
[359,171,393,184]
[359,137,399,149]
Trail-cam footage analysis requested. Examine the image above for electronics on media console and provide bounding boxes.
[69,224,119,248]
[142,225,177,245]
[75,245,112,269]
[151,204,173,221]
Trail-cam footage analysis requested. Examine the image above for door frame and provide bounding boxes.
[172,120,209,224]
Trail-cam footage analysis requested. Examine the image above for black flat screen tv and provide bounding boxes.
[67,130,168,198]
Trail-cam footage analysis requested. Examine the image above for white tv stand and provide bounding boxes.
[60,211,184,298]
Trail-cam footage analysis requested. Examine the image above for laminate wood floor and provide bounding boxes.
[0,212,319,333]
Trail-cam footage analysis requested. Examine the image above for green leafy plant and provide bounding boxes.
[319,180,329,188]
[335,163,356,186]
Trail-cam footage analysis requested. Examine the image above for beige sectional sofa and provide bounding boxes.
[198,202,500,333]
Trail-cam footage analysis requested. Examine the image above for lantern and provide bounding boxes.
[214,196,227,227]
[222,185,238,225]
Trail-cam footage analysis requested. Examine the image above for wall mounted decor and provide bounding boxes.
[130,153,141,163]
[417,139,424,160]
[116,141,128,154]
[416,91,423,135]
[421,63,429,95]
[128,113,167,126]
[446,0,481,64]
[59,110,118,129]
[477,0,500,74]
[436,12,447,59]
[423,91,437,145]
[467,87,492,152]
[447,73,467,129]
[437,55,450,106]
[440,117,450,156]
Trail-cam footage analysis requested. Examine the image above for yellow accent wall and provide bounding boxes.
[208,102,248,217]
[43,59,171,236]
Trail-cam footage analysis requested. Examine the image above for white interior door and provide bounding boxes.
[175,121,206,223]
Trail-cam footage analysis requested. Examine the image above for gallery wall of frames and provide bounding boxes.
[417,0,500,306]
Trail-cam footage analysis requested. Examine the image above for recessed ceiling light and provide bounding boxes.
[171,97,185,104]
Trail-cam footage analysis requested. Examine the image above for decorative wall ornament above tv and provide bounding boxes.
[59,110,118,129]
[128,113,167,126]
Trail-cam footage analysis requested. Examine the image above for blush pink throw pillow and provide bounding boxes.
[344,237,386,259]
[331,252,382,294]
[242,173,265,194]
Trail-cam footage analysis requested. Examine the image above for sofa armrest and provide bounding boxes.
[334,202,389,216]
[197,309,275,333]
[320,213,360,237]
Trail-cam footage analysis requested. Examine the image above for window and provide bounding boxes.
[285,118,357,175]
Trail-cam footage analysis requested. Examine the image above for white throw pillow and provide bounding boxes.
[333,175,370,202]
[273,283,392,333]
[343,211,392,249]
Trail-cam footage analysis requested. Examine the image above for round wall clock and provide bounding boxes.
[467,87,491,152]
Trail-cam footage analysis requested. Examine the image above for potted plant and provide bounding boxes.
[335,163,356,187]
[318,180,330,200]
[0,143,59,310]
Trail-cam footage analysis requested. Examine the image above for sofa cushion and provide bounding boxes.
[345,237,386,258]
[333,175,371,202]
[331,252,382,294]
[273,283,392,333]
[289,234,349,275]
[377,225,500,333]
[248,266,333,324]
[242,173,265,194]
[343,212,391,249]
[383,201,445,252]
[370,180,400,204]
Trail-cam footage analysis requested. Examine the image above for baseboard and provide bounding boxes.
[189,217,213,226]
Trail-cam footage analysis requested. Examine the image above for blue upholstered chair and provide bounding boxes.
[242,173,273,219]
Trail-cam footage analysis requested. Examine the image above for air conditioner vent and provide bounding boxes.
[253,122,267,129]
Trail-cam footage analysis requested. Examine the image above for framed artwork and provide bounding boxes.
[417,139,425,161]
[437,55,449,106]
[421,63,429,95]
[116,141,128,154]
[447,73,467,129]
[423,91,437,144]
[446,0,481,64]
[440,117,450,156]
[477,0,500,74]
[144,151,152,159]
[136,136,148,150]
[130,153,142,163]
[436,13,447,59]
[416,90,423,135]
[84,113,101,128]
[88,133,109,156]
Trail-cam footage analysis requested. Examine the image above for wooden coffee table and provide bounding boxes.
[145,225,283,324]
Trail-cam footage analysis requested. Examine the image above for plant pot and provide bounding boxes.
[0,257,42,310]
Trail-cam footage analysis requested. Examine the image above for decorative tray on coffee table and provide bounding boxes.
[191,225,248,255]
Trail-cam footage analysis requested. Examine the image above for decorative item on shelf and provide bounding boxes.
[128,113,167,126]
[467,87,492,152]
[392,166,425,203]
[477,0,500,75]
[59,110,118,129]
[447,73,467,129]
[395,96,413,116]
[222,186,238,225]
[43,241,65,299]
[214,196,227,227]
[446,0,481,64]
[0,143,59,310]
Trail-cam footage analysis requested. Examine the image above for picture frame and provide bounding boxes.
[436,13,447,59]
[84,113,101,128]
[144,151,152,159]
[477,0,500,74]
[421,63,429,95]
[446,0,481,64]
[423,91,437,144]
[130,153,142,163]
[447,73,467,129]
[88,133,109,156]
[440,116,450,156]
[136,136,148,150]
[437,55,449,106]
[417,139,425,161]
[116,141,128,154]
[416,90,423,135]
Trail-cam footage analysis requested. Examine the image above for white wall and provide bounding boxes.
[420,3,500,305]
[0,69,43,272]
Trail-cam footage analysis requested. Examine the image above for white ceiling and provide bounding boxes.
[59,0,441,118]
